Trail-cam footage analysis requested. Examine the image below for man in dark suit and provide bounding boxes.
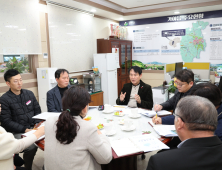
[153,69,195,125]
[147,96,222,170]
[116,66,153,109]
[47,69,71,112]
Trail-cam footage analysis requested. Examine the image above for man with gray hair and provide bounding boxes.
[147,96,222,170]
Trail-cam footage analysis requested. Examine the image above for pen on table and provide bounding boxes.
[114,106,125,108]
[155,102,158,124]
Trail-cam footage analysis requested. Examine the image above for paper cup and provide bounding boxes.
[104,104,111,111]
[131,108,138,115]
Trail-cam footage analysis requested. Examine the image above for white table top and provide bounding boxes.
[87,107,161,141]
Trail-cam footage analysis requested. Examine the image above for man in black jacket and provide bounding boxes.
[116,66,153,109]
[153,69,195,124]
[0,69,41,170]
[147,96,222,170]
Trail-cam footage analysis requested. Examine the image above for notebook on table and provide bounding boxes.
[32,112,61,120]
[148,121,178,137]
[111,134,169,157]
[21,122,45,141]
[21,130,45,141]
[139,109,171,118]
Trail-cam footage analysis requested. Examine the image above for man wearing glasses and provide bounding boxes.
[147,96,222,170]
[153,69,195,124]
[0,69,41,170]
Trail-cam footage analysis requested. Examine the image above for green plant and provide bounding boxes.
[0,57,29,73]
[167,80,177,93]
[20,57,29,66]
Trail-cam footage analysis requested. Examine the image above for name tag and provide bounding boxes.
[26,100,31,105]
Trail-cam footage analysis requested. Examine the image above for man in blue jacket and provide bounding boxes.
[153,69,195,124]
[47,69,71,112]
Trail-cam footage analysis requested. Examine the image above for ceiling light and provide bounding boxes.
[91,9,96,12]
[5,25,18,28]
[146,27,149,28]
[174,11,180,14]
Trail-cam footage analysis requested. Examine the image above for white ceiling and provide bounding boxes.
[108,0,184,9]
[46,0,222,21]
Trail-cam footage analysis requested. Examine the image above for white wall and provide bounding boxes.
[0,55,3,62]
[0,0,41,54]
[48,3,119,72]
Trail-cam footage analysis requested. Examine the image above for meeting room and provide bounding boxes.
[1,0,222,170]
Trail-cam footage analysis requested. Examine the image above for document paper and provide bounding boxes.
[111,134,169,157]
[32,112,61,120]
[139,109,171,117]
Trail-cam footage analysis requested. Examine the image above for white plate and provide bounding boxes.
[118,120,124,125]
[128,114,141,118]
[121,125,136,131]
[102,109,114,114]
[105,130,116,136]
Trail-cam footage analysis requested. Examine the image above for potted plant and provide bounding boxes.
[0,57,29,73]
[166,79,177,99]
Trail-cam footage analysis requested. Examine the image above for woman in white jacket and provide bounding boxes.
[44,86,112,170]
[0,123,44,170]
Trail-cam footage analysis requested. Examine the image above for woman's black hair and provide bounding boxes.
[56,86,91,144]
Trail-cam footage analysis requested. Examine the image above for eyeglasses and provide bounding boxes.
[173,113,185,122]
[173,113,205,124]
[174,82,187,87]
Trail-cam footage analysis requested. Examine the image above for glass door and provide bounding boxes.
[94,75,101,92]
[121,44,126,75]
[126,44,132,73]
[111,41,119,53]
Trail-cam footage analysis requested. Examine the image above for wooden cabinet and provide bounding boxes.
[89,91,104,106]
[97,39,132,95]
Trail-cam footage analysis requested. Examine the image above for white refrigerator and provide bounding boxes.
[94,53,120,106]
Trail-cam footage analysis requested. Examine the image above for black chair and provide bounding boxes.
[14,154,26,170]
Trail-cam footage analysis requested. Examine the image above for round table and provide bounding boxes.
[35,107,172,170]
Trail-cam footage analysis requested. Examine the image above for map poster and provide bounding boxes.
[133,30,160,56]
[161,29,185,55]
[125,17,222,73]
[209,24,222,60]
[180,21,208,62]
